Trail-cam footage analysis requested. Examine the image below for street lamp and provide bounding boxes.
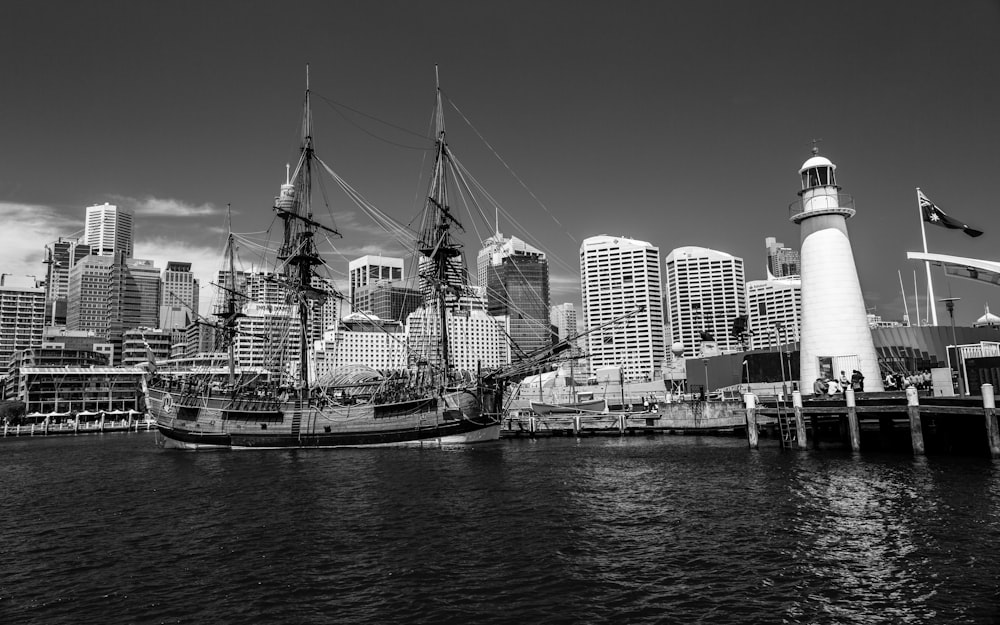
[702,357,709,401]
[939,297,965,397]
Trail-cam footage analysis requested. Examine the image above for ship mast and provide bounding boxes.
[275,64,339,393]
[417,66,465,386]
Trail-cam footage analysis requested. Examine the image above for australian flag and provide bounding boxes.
[919,189,983,237]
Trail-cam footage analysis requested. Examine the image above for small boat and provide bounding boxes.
[529,399,608,416]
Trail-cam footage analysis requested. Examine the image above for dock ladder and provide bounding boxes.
[775,397,796,449]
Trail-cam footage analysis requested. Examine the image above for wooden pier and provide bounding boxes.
[747,383,1000,456]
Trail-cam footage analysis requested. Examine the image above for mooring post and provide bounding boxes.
[906,386,925,455]
[99,413,106,433]
[744,392,758,449]
[573,415,582,435]
[845,389,860,451]
[528,416,536,437]
[983,384,999,458]
[792,391,807,449]
[618,413,626,435]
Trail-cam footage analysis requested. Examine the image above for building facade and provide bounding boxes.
[580,235,665,381]
[313,313,408,377]
[43,237,91,326]
[746,277,802,350]
[348,255,404,310]
[84,203,134,258]
[160,261,200,331]
[0,275,46,374]
[765,236,801,278]
[481,235,550,361]
[66,253,160,364]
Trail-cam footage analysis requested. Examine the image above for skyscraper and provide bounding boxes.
[0,275,46,373]
[348,255,404,310]
[580,235,665,382]
[43,237,91,326]
[664,246,747,358]
[765,236,801,278]
[480,234,550,361]
[83,203,134,257]
[160,261,200,331]
[67,253,160,365]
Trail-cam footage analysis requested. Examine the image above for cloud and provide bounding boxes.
[114,195,226,217]
[0,202,81,280]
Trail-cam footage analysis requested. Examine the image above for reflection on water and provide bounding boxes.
[1,435,999,624]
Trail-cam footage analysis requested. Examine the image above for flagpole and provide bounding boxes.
[898,270,910,326]
[913,270,920,327]
[917,187,939,326]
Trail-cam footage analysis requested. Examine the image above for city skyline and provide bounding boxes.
[1,1,998,324]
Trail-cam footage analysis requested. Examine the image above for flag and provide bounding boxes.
[918,189,983,237]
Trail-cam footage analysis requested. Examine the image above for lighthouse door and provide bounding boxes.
[832,355,861,382]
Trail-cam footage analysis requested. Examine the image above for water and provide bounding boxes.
[2,433,999,624]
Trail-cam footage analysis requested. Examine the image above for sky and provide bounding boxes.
[0,0,998,325]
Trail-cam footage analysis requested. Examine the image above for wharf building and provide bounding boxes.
[580,235,666,382]
[2,329,113,403]
[66,253,161,365]
[664,246,747,358]
[160,262,199,331]
[479,233,551,362]
[0,275,46,375]
[83,203,134,258]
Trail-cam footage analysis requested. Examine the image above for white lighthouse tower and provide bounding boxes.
[791,150,884,393]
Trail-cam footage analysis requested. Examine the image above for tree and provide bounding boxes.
[0,400,26,425]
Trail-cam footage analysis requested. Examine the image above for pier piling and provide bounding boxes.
[906,386,925,456]
[984,384,999,459]
[792,391,808,449]
[744,393,759,449]
[845,389,860,452]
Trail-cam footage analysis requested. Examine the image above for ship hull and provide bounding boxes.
[148,386,500,451]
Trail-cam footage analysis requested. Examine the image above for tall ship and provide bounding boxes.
[146,68,524,449]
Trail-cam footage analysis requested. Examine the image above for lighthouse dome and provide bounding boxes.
[799,155,836,174]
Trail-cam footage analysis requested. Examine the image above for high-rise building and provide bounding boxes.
[66,253,160,365]
[405,292,506,373]
[232,302,301,379]
[664,246,747,359]
[348,255,404,310]
[765,237,800,278]
[580,235,665,382]
[84,203,134,258]
[352,278,423,323]
[215,270,286,308]
[313,313,408,377]
[0,275,46,373]
[160,261,200,331]
[746,277,801,349]
[43,238,91,326]
[550,302,578,343]
[480,234,550,361]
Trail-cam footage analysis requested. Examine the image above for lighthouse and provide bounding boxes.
[791,150,884,393]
